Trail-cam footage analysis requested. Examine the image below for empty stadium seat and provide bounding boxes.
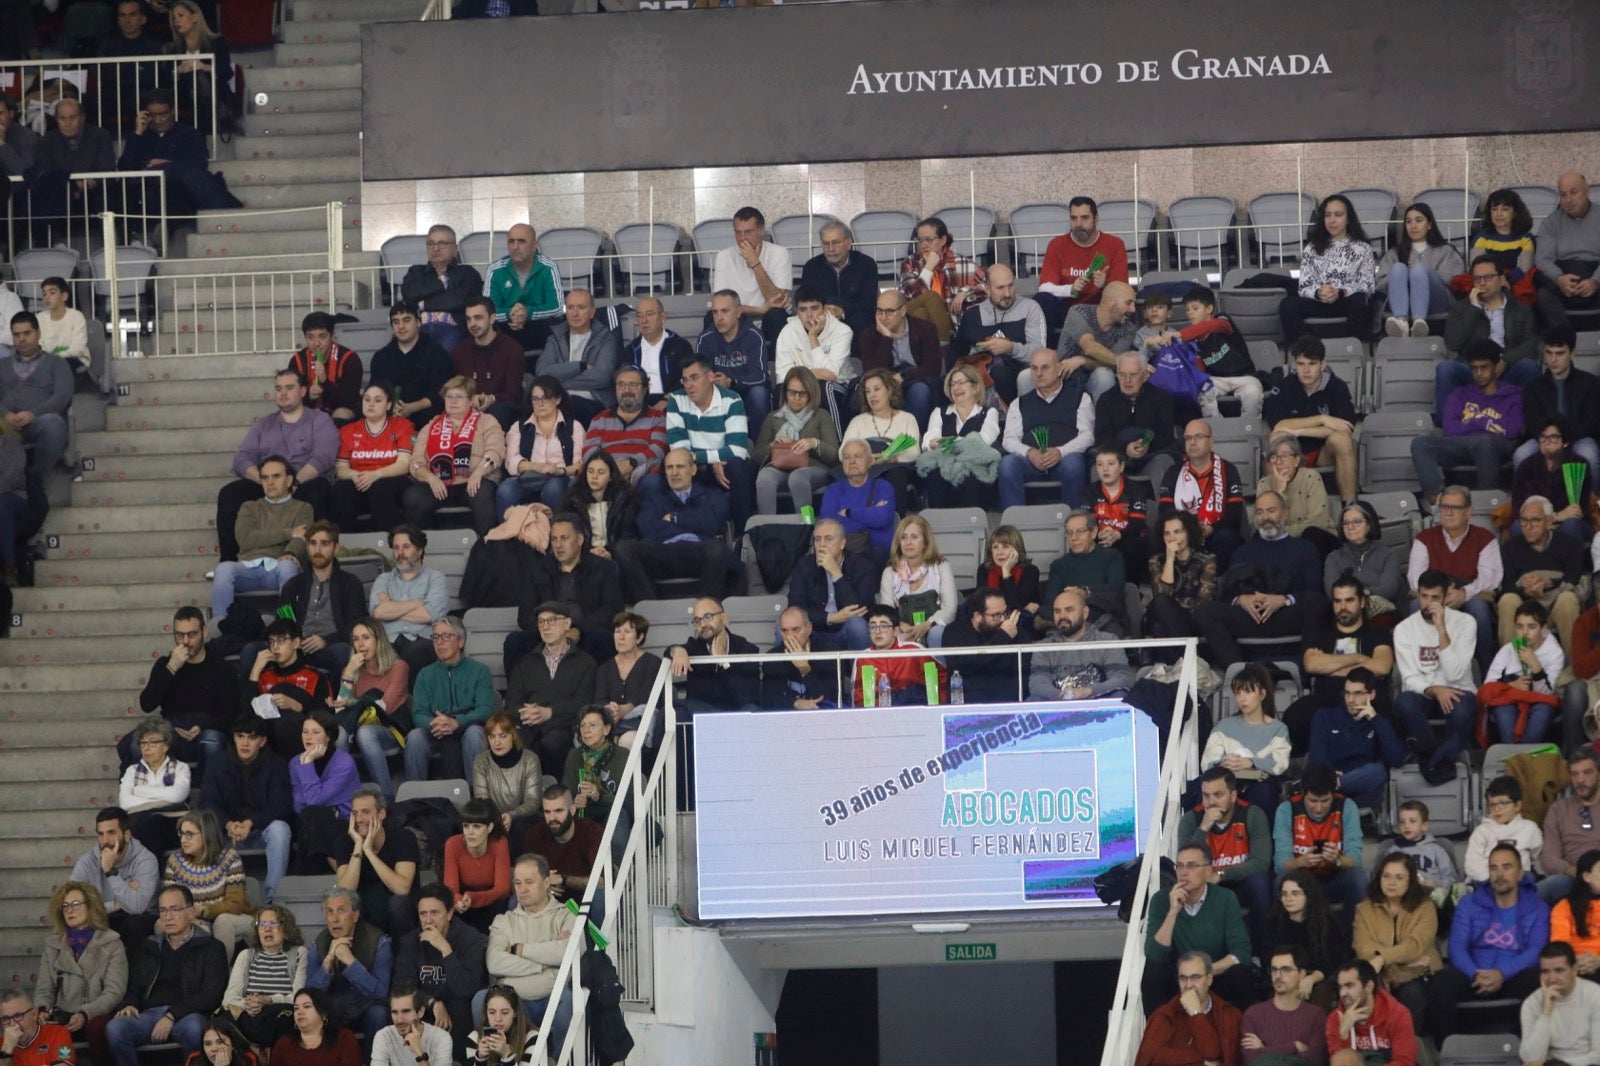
[1318,336,1370,411]
[1097,199,1159,272]
[849,209,916,278]
[395,778,471,808]
[932,204,997,264]
[1166,196,1237,272]
[1573,330,1600,375]
[770,214,835,281]
[1507,184,1558,226]
[1468,489,1507,532]
[1359,410,1435,493]
[463,605,519,692]
[458,230,501,272]
[999,503,1068,572]
[537,227,604,291]
[1138,269,1209,292]
[632,597,696,655]
[1360,491,1423,550]
[88,243,158,323]
[612,222,682,295]
[1387,755,1473,835]
[690,218,735,289]
[723,594,786,643]
[1369,358,1435,412]
[379,233,426,299]
[1412,187,1480,246]
[1335,187,1397,253]
[1246,191,1314,267]
[923,507,988,592]
[1006,202,1070,277]
[1437,1033,1519,1066]
[1218,267,1290,342]
[1245,339,1282,374]
[423,529,478,611]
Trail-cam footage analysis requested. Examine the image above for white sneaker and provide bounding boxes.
[205,569,216,580]
[1384,316,1406,337]
[1410,318,1430,337]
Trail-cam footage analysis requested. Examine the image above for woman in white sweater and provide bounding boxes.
[38,276,89,370]
[1278,193,1378,341]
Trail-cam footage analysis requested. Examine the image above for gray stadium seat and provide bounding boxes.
[1166,196,1237,272]
[379,233,426,297]
[1098,199,1159,272]
[1335,187,1397,253]
[691,218,734,288]
[850,210,917,279]
[537,227,604,291]
[88,244,158,323]
[1374,335,1448,362]
[1139,269,1208,292]
[336,532,392,595]
[613,222,682,295]
[11,246,80,306]
[1360,491,1423,550]
[632,597,696,655]
[1370,358,1436,412]
[932,204,997,264]
[458,230,501,273]
[1246,191,1315,267]
[723,594,787,644]
[1437,1032,1519,1066]
[770,214,835,282]
[423,529,478,612]
[1388,756,1473,835]
[1573,330,1600,376]
[1468,490,1508,533]
[923,507,988,592]
[1218,268,1290,342]
[999,503,1069,573]
[1245,339,1282,374]
[1006,202,1070,277]
[1359,410,1434,493]
[1413,187,1480,247]
[396,778,471,809]
[463,606,519,692]
[1508,184,1558,226]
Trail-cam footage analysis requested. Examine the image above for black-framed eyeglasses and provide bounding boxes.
[784,388,810,398]
[692,611,723,625]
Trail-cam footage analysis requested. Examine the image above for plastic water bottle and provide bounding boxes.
[876,671,892,709]
[949,671,965,705]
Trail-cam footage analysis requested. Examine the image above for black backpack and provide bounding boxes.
[749,523,810,593]
[388,796,462,875]
[1093,855,1176,923]
[580,948,634,1064]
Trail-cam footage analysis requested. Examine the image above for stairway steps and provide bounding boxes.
[249,85,361,114]
[3,692,142,719]
[43,499,215,532]
[48,524,219,556]
[103,402,263,432]
[219,156,362,188]
[160,306,348,335]
[72,474,229,507]
[154,328,353,357]
[13,582,208,613]
[76,424,266,459]
[36,555,220,585]
[0,716,147,746]
[233,180,362,212]
[8,605,182,639]
[0,900,51,930]
[196,206,362,236]
[182,230,358,259]
[270,40,362,67]
[289,0,429,22]
[120,378,276,404]
[0,779,112,811]
[0,664,168,698]
[118,354,308,381]
[0,747,120,782]
[155,249,377,276]
[249,64,362,92]
[0,868,84,901]
[242,108,362,136]
[162,283,360,312]
[74,451,236,481]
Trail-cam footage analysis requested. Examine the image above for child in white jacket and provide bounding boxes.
[1483,602,1567,744]
[1464,774,1544,882]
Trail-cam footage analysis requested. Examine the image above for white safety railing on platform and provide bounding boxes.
[0,52,221,149]
[535,637,1199,1064]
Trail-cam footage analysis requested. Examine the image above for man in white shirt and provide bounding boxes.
[774,286,854,432]
[1520,941,1600,1066]
[628,296,694,400]
[710,206,792,344]
[1394,568,1479,777]
[999,348,1094,510]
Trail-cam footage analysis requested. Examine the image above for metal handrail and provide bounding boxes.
[0,52,221,154]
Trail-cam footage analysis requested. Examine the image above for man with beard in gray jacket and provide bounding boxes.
[1028,586,1134,700]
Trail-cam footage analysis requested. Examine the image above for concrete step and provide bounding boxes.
[3,692,143,720]
[118,353,289,381]
[163,281,361,313]
[103,402,261,432]
[73,451,235,482]
[0,634,162,667]
[0,713,148,744]
[121,378,276,404]
[236,131,362,162]
[160,306,344,336]
[181,229,363,259]
[35,555,217,585]
[270,40,361,66]
[249,85,361,114]
[279,17,366,42]
[234,181,361,211]
[7,605,183,639]
[73,426,241,458]
[243,108,362,136]
[0,900,51,930]
[48,524,219,556]
[196,206,361,236]
[12,581,208,613]
[0,779,111,813]
[42,500,214,533]
[219,156,362,188]
[0,868,83,902]
[289,0,429,21]
[248,63,362,92]
[154,249,376,276]
[0,747,119,782]
[70,473,222,505]
[155,327,337,356]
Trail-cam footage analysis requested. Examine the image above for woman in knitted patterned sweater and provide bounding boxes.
[1279,193,1378,342]
[163,809,253,957]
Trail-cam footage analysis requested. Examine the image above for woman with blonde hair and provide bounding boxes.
[404,375,505,534]
[753,366,840,516]
[878,514,958,646]
[975,525,1041,619]
[339,618,412,802]
[918,362,1000,509]
[165,0,232,130]
[35,881,126,1036]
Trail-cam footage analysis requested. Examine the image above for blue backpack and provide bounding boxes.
[1147,340,1214,401]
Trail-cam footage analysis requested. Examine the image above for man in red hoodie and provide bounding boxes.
[1326,960,1417,1066]
[1136,951,1242,1066]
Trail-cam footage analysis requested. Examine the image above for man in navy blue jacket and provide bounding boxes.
[1306,668,1406,808]
[786,518,877,649]
[612,447,731,601]
[116,88,239,214]
[1192,490,1325,668]
[198,716,294,902]
[799,222,879,336]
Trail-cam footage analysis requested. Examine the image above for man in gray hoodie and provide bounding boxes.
[1028,587,1134,700]
[534,289,620,424]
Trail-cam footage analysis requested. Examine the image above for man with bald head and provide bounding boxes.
[949,262,1047,404]
[628,295,694,400]
[786,517,877,649]
[763,605,846,708]
[668,596,762,714]
[32,97,116,227]
[535,288,621,423]
[1535,171,1600,330]
[486,223,563,351]
[1056,279,1138,400]
[613,447,732,601]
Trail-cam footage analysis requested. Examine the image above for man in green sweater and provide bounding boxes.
[1143,842,1258,1012]
[1045,508,1129,633]
[1176,767,1274,953]
[404,616,497,784]
[485,223,562,352]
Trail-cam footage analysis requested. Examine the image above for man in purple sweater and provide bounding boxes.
[215,369,340,561]
[1241,945,1328,1064]
[1412,339,1524,503]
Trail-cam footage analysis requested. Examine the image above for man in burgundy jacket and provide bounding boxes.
[1136,951,1242,1066]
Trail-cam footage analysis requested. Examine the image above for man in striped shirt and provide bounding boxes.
[663,354,756,538]
[582,366,667,486]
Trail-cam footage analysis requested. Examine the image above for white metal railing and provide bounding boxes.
[420,0,453,19]
[533,637,1199,1064]
[0,52,220,151]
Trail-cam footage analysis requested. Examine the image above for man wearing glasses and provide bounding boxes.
[1134,952,1244,1066]
[1538,746,1600,903]
[402,225,484,353]
[114,87,240,214]
[1441,256,1542,409]
[668,597,761,714]
[1513,326,1600,490]
[103,885,227,1066]
[1239,947,1326,1066]
[506,601,597,773]
[1142,843,1256,1013]
[855,290,941,426]
[0,988,75,1066]
[406,618,496,785]
[1405,485,1501,669]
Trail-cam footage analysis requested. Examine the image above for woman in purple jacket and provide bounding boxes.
[288,709,360,873]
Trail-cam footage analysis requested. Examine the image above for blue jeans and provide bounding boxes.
[1337,762,1389,807]
[495,474,572,521]
[470,985,572,1059]
[1411,432,1513,497]
[354,723,400,799]
[1395,688,1478,751]
[1492,701,1556,745]
[238,821,292,901]
[901,378,937,426]
[1541,874,1575,904]
[107,1006,207,1066]
[998,450,1088,509]
[1512,436,1600,494]
[732,381,772,429]
[1433,358,1541,426]
[212,558,300,619]
[405,722,487,783]
[1387,262,1452,319]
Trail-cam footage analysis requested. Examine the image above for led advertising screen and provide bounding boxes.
[695,700,1159,920]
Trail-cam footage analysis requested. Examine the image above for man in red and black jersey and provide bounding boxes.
[286,312,363,425]
[247,617,332,757]
[1089,442,1154,580]
[1176,766,1273,952]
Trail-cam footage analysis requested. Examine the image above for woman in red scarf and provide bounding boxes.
[402,375,505,535]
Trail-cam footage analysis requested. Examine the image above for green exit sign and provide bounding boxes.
[945,942,997,962]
